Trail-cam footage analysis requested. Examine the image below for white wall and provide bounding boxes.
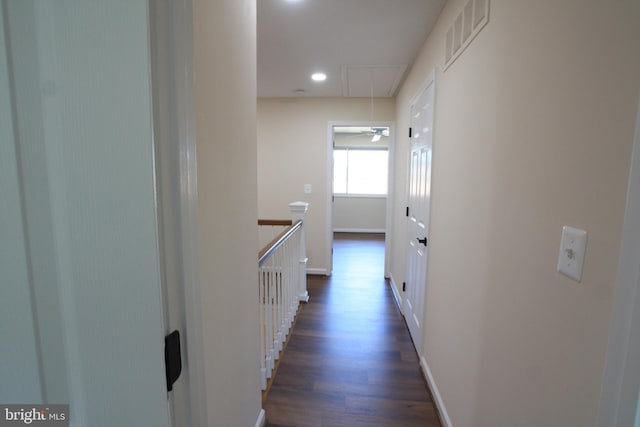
[333,196,386,232]
[193,0,262,425]
[390,1,640,426]
[257,97,395,273]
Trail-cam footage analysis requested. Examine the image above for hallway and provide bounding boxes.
[264,233,441,427]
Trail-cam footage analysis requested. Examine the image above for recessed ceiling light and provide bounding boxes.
[311,72,327,82]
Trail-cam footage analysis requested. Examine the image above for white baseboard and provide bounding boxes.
[333,228,386,233]
[254,409,266,427]
[389,274,403,313]
[306,267,328,276]
[420,356,452,427]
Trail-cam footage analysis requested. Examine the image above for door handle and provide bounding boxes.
[417,237,428,247]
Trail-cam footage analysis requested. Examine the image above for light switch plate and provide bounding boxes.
[557,226,587,282]
[304,184,312,194]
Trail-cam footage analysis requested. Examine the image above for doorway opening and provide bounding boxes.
[327,122,394,278]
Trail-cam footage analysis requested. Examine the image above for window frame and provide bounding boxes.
[332,147,389,197]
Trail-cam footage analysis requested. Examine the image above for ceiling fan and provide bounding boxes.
[370,127,389,142]
[334,126,390,142]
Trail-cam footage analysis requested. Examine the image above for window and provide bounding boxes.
[333,149,388,195]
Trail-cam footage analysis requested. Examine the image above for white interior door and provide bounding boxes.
[404,73,435,354]
[1,1,171,426]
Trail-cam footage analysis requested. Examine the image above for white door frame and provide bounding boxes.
[598,96,640,426]
[149,1,206,426]
[326,120,395,277]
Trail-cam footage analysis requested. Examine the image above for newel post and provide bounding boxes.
[289,201,309,303]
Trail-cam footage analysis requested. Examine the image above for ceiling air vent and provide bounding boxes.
[444,0,489,70]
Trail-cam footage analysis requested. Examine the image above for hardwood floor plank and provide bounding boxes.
[264,233,441,427]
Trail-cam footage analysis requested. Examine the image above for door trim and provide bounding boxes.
[597,95,640,426]
[149,1,206,426]
[408,69,436,111]
[327,120,395,277]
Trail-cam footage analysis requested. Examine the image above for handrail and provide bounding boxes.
[258,219,293,226]
[258,219,302,265]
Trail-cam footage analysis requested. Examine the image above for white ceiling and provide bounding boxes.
[257,0,447,98]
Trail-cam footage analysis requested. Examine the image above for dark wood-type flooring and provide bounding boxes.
[264,233,442,427]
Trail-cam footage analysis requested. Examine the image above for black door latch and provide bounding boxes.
[416,237,428,247]
[165,330,182,392]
